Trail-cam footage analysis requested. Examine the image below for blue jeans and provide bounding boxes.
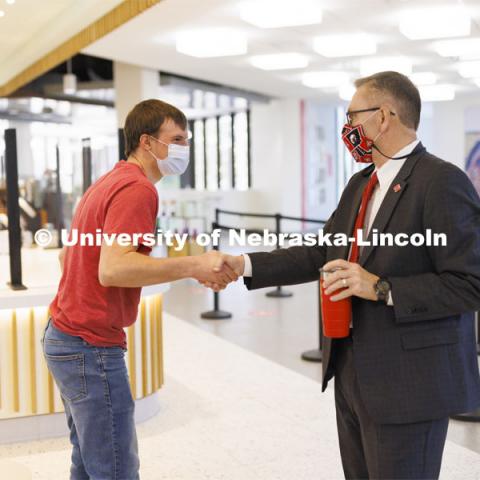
[42,319,140,480]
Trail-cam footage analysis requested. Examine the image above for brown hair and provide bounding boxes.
[354,71,421,130]
[123,99,187,157]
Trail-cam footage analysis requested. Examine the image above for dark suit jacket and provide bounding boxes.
[244,143,480,424]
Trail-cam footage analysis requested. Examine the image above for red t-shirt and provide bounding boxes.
[50,162,159,347]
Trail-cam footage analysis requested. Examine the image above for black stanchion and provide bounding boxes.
[266,214,293,298]
[55,145,63,248]
[451,311,480,422]
[201,220,232,320]
[301,279,323,362]
[82,138,92,194]
[5,129,26,290]
[118,128,125,161]
[204,208,327,353]
[477,311,480,356]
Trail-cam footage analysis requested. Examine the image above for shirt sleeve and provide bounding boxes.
[242,253,253,277]
[387,291,393,306]
[103,183,158,252]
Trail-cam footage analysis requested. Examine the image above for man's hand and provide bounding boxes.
[198,253,245,291]
[322,259,379,302]
[192,251,242,291]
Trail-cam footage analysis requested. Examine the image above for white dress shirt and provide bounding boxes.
[243,139,420,306]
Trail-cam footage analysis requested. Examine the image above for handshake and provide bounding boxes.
[190,251,245,291]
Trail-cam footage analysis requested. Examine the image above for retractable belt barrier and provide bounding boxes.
[200,208,327,363]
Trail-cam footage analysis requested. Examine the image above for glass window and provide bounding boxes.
[219,115,232,190]
[233,112,249,191]
[194,120,205,190]
[205,118,219,191]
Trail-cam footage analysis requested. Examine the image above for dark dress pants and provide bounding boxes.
[334,336,449,480]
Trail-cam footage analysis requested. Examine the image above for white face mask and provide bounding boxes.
[148,136,190,176]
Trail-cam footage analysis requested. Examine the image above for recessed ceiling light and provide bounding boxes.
[434,38,480,60]
[6,0,15,5]
[399,7,470,40]
[409,72,437,86]
[339,84,356,101]
[240,0,322,28]
[0,10,5,17]
[360,57,412,77]
[249,53,309,70]
[313,34,377,58]
[418,85,455,102]
[176,29,247,58]
[302,72,350,89]
[474,78,480,88]
[457,60,480,78]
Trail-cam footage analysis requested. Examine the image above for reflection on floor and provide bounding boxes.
[1,314,479,479]
[164,272,480,456]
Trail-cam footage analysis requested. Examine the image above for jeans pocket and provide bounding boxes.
[44,353,87,402]
[40,318,51,348]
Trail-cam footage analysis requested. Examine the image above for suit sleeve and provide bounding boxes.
[389,163,480,323]
[243,211,335,290]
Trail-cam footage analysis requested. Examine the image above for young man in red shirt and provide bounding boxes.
[42,99,236,480]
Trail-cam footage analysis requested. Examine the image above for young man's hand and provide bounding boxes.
[196,253,245,291]
[192,251,243,291]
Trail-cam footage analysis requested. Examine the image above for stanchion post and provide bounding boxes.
[451,311,480,421]
[5,129,26,290]
[477,311,479,356]
[118,128,125,161]
[200,218,232,320]
[266,213,293,298]
[82,138,92,194]
[301,278,323,362]
[55,145,63,248]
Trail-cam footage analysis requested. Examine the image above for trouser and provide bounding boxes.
[42,319,140,480]
[334,336,449,480]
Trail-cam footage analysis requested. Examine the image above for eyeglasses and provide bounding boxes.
[346,107,396,126]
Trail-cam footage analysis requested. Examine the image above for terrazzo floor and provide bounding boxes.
[0,313,479,479]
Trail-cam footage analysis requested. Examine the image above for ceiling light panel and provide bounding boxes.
[457,60,480,78]
[434,38,480,60]
[313,34,377,58]
[302,72,350,88]
[409,72,437,86]
[249,53,309,70]
[360,57,412,77]
[240,0,322,28]
[176,29,247,58]
[399,7,471,40]
[418,85,455,102]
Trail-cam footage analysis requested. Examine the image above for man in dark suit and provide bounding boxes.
[204,71,480,479]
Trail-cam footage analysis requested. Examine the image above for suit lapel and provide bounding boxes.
[358,143,425,266]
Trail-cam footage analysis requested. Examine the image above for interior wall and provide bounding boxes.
[419,93,480,171]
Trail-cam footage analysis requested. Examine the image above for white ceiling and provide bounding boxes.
[0,0,123,86]
[83,0,480,101]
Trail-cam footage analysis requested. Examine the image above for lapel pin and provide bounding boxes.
[393,183,401,192]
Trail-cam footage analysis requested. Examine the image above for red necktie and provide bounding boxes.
[348,171,379,263]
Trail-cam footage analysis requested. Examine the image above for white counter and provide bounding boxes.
[0,247,169,310]
[0,247,168,436]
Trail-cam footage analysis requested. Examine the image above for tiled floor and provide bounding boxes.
[1,313,479,479]
[163,246,480,457]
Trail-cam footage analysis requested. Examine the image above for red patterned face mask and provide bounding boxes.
[341,123,375,163]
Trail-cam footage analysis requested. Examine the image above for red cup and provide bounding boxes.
[320,269,351,338]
